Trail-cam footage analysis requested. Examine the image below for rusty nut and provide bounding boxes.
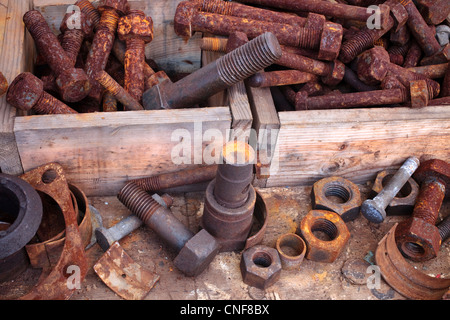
[240,245,282,289]
[311,176,362,222]
[300,210,350,263]
[370,169,419,216]
[395,217,441,262]
[118,11,154,43]
[173,229,221,277]
[275,233,306,270]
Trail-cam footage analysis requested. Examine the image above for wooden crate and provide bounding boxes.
[250,91,450,188]
[0,0,253,196]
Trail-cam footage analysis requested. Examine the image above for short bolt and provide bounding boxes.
[95,70,143,111]
[143,32,282,110]
[395,159,450,262]
[117,10,153,102]
[361,157,420,223]
[7,72,78,114]
[117,182,220,276]
[84,0,129,104]
[23,10,91,103]
[95,193,173,251]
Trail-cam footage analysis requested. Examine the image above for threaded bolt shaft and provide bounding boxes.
[96,70,143,111]
[201,37,228,53]
[75,0,100,29]
[412,178,445,224]
[438,215,450,242]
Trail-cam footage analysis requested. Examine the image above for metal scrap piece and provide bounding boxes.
[375,223,450,300]
[93,241,160,300]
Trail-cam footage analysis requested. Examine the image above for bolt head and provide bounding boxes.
[361,199,386,223]
[409,80,429,108]
[413,159,450,196]
[321,60,345,86]
[118,11,154,43]
[6,72,43,111]
[95,227,115,252]
[98,0,130,16]
[60,11,94,37]
[356,46,390,85]
[173,1,197,38]
[142,78,172,110]
[55,68,91,103]
[318,22,343,61]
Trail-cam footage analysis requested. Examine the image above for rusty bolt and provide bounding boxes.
[95,70,143,110]
[143,32,282,110]
[388,43,410,66]
[395,159,450,262]
[403,40,423,68]
[118,10,153,102]
[416,0,450,26]
[240,245,282,289]
[361,157,420,223]
[419,44,450,67]
[23,10,91,103]
[174,1,340,56]
[7,72,78,114]
[437,215,450,244]
[276,49,345,86]
[300,210,350,263]
[407,63,448,80]
[102,91,118,112]
[84,0,129,104]
[60,11,94,67]
[247,70,317,88]
[131,165,217,192]
[75,0,101,30]
[397,0,441,57]
[117,182,220,276]
[311,176,362,222]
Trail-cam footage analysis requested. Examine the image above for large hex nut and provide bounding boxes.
[300,210,350,263]
[173,229,221,277]
[311,176,362,222]
[240,245,282,289]
[370,169,419,216]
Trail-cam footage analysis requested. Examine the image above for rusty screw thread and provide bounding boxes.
[117,182,194,252]
[34,92,78,114]
[131,165,218,192]
[123,37,146,101]
[339,17,394,63]
[96,70,143,111]
[438,215,450,242]
[75,0,100,29]
[85,9,120,103]
[61,29,86,67]
[201,37,228,53]
[102,91,118,112]
[411,178,445,225]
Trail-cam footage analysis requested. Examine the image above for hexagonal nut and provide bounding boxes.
[413,159,450,197]
[174,1,197,38]
[173,229,221,277]
[6,72,43,111]
[98,0,130,16]
[55,68,91,103]
[311,176,362,222]
[240,245,282,289]
[321,60,345,86]
[60,11,94,37]
[410,79,430,108]
[318,22,343,62]
[370,169,419,216]
[300,210,350,263]
[118,11,154,43]
[395,217,441,262]
[356,46,390,86]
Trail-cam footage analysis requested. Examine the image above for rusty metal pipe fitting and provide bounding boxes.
[362,157,420,223]
[131,165,217,192]
[7,72,78,114]
[240,245,282,289]
[275,233,306,270]
[95,193,173,251]
[117,182,220,276]
[118,10,153,102]
[395,159,450,262]
[143,32,281,110]
[23,10,91,103]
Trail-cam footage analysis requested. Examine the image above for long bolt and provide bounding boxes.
[95,193,173,251]
[23,10,91,103]
[175,1,322,50]
[96,70,143,110]
[131,165,218,192]
[143,32,282,110]
[247,70,317,88]
[7,72,78,114]
[117,182,194,253]
[361,157,420,223]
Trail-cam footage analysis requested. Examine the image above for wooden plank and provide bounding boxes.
[265,106,450,188]
[32,0,202,76]
[14,107,232,196]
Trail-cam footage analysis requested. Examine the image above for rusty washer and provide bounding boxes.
[275,233,306,270]
[311,176,362,222]
[300,210,350,263]
[240,245,282,289]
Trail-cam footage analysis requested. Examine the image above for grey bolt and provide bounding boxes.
[361,157,420,223]
[436,25,450,46]
[95,193,173,251]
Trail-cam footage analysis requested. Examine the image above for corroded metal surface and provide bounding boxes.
[248,70,317,88]
[300,210,350,263]
[94,241,160,300]
[275,233,306,270]
[376,224,450,300]
[240,245,282,289]
[0,72,7,97]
